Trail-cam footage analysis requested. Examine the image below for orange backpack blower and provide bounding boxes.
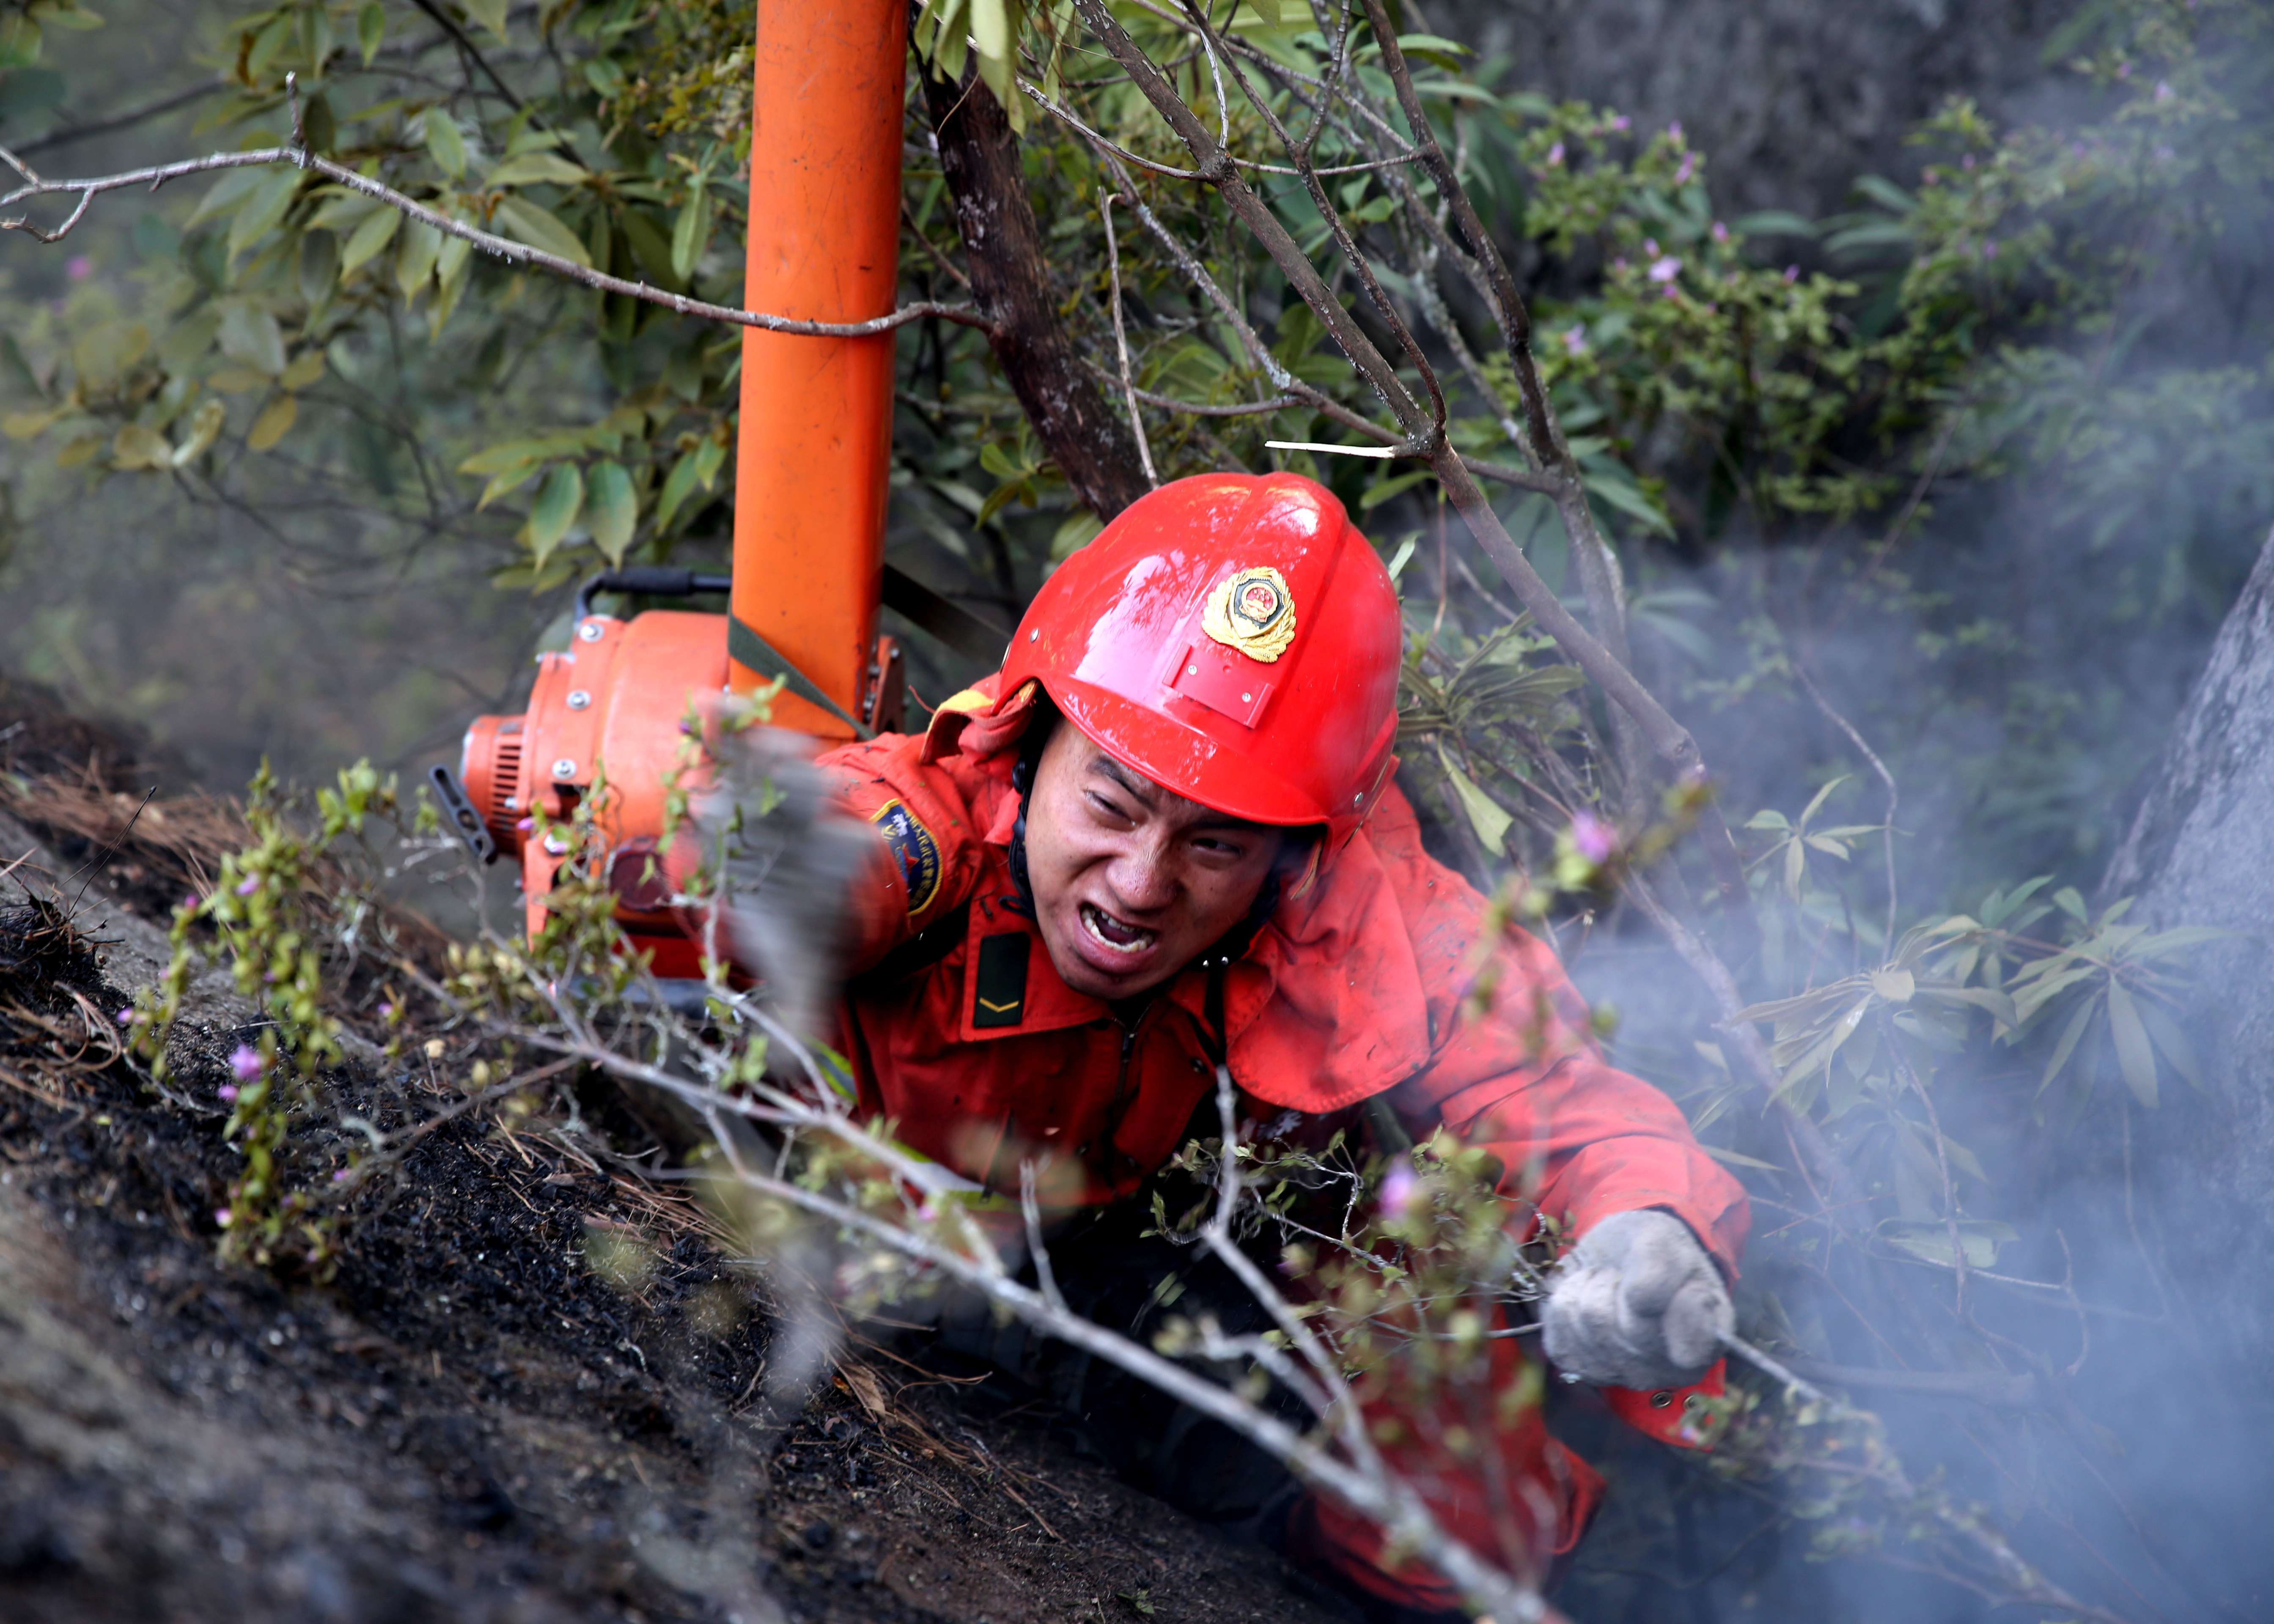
[429,1,997,977]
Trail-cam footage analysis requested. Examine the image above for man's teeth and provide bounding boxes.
[1080,903,1157,955]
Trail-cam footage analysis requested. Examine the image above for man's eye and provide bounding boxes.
[1086,793,1133,822]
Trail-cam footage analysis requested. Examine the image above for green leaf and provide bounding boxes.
[217,303,287,378]
[585,461,636,565]
[2105,977,2158,1109]
[1360,469,1432,510]
[111,422,172,471]
[1434,745,1511,856]
[1869,967,1915,1005]
[2134,997,2206,1095]
[357,0,384,65]
[279,350,326,391]
[246,392,298,452]
[2037,991,2083,1096]
[526,463,584,565]
[339,205,400,274]
[395,218,442,299]
[463,433,595,476]
[494,196,592,267]
[227,166,303,261]
[487,152,588,189]
[1579,465,1673,537]
[1880,1218,2014,1270]
[619,206,682,289]
[425,110,467,178]
[2052,886,2088,923]
[462,0,508,42]
[669,184,712,283]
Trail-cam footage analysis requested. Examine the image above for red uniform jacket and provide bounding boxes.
[816,696,1749,1601]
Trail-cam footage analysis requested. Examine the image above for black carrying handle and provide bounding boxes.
[573,568,733,623]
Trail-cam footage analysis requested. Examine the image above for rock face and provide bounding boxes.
[1437,0,2065,215]
[2102,524,2274,1366]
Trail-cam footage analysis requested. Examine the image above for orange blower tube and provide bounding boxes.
[729,0,909,735]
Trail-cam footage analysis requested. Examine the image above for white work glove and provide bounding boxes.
[1540,1209,1732,1391]
[687,718,874,1041]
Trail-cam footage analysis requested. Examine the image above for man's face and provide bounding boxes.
[1022,723,1285,1001]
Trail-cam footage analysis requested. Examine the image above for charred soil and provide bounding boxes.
[0,680,1347,1624]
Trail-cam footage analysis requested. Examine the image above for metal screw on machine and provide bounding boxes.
[577,621,604,642]
[552,758,577,780]
[566,690,592,710]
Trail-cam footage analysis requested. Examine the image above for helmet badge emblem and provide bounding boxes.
[1201,566,1297,664]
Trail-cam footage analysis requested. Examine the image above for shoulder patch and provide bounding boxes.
[972,933,1030,1029]
[871,798,944,915]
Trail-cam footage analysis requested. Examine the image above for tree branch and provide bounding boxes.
[0,143,990,338]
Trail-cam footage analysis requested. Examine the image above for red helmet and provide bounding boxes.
[997,472,1402,845]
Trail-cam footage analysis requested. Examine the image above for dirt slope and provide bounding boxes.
[0,681,1347,1624]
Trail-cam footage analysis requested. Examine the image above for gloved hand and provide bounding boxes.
[687,713,876,1042]
[1540,1208,1732,1390]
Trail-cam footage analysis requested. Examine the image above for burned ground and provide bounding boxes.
[0,681,1348,1624]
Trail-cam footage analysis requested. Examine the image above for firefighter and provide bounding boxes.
[704,471,1747,1614]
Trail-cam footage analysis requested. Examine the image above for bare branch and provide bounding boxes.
[1,146,991,339]
[1100,190,1159,487]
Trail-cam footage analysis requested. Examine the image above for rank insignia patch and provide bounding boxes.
[871,798,943,914]
[1201,565,1297,663]
[972,933,1029,1029]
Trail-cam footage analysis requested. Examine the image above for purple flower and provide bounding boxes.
[2116,60,2131,80]
[1783,264,1800,283]
[1643,237,1659,256]
[1571,811,1617,864]
[1380,1165,1422,1216]
[1961,153,1976,171]
[217,1084,238,1103]
[1647,255,1683,284]
[66,255,92,282]
[235,875,259,896]
[378,1002,396,1020]
[116,1006,136,1026]
[2155,80,2172,103]
[228,1044,264,1083]
[1611,256,1629,274]
[1711,220,1730,244]
[1667,120,1683,143]
[515,817,534,832]
[1561,324,1587,356]
[332,1168,352,1183]
[179,894,203,916]
[214,1208,233,1229]
[1609,114,1630,133]
[1545,141,1565,167]
[1674,154,1696,185]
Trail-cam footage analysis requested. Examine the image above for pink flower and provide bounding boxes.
[1667,120,1683,143]
[1571,811,1617,864]
[1380,1165,1422,1216]
[116,1007,136,1026]
[1711,220,1730,244]
[1611,256,1629,274]
[1647,255,1683,284]
[2156,80,2172,102]
[377,1002,396,1019]
[1783,264,1800,283]
[179,894,203,915]
[228,1044,264,1082]
[332,1168,351,1183]
[218,1084,238,1103]
[214,1208,233,1229]
[515,817,534,832]
[1644,238,1659,255]
[2116,60,2131,80]
[235,875,259,896]
[66,256,92,281]
[1561,324,1587,356]
[1674,154,1696,185]
[1545,141,1565,167]
[1609,114,1630,133]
